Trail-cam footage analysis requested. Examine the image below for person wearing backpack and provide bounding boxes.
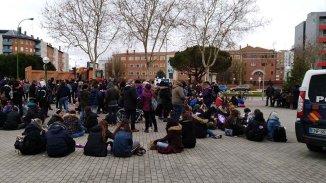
[18,118,46,155]
[245,109,267,142]
[141,83,158,133]
[3,107,23,130]
[46,122,76,157]
[37,80,48,118]
[266,111,287,142]
[84,120,114,157]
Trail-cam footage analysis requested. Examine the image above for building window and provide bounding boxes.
[20,40,24,44]
[129,57,134,61]
[271,71,273,75]
[136,72,140,75]
[160,56,165,60]
[121,57,126,61]
[128,64,133,68]
[149,71,152,75]
[20,47,24,51]
[142,72,146,75]
[160,63,165,67]
[250,63,256,67]
[135,56,140,60]
[30,48,33,52]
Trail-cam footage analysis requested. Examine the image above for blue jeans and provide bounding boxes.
[173,105,184,122]
[207,129,217,137]
[59,97,69,112]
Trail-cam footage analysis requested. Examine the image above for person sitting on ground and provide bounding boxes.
[3,106,23,130]
[111,120,140,157]
[83,106,98,133]
[46,122,76,157]
[215,92,224,107]
[47,109,64,127]
[179,106,196,148]
[241,108,251,125]
[62,110,85,138]
[23,101,44,126]
[18,118,46,155]
[266,111,281,140]
[84,119,115,157]
[152,118,184,154]
[3,100,15,114]
[230,95,238,107]
[224,109,245,136]
[237,95,245,108]
[245,109,267,142]
[192,107,222,139]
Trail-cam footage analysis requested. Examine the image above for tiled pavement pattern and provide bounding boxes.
[0,98,325,183]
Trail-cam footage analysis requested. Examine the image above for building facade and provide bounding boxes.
[0,29,69,71]
[294,12,326,68]
[228,45,278,87]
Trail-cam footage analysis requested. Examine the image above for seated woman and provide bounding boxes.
[3,106,23,130]
[62,110,85,138]
[46,122,76,157]
[47,109,64,127]
[266,111,281,140]
[111,120,140,157]
[84,119,115,157]
[179,106,196,148]
[245,109,267,142]
[83,106,98,133]
[18,118,46,155]
[153,118,184,154]
[192,107,222,139]
[23,101,44,127]
[224,109,245,136]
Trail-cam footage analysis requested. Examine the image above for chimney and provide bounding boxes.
[17,27,22,35]
[37,37,39,40]
[24,31,26,35]
[127,50,129,54]
[59,46,61,51]
[31,35,34,38]
[133,50,135,54]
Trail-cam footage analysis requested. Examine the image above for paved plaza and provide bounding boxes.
[0,98,325,183]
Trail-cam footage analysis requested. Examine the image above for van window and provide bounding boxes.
[308,74,326,103]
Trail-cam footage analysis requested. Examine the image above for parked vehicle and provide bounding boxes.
[218,85,228,91]
[230,84,251,92]
[295,69,326,152]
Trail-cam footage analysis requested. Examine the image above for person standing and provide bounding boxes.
[265,84,275,107]
[88,83,100,113]
[37,80,49,117]
[79,84,89,124]
[123,80,139,132]
[12,81,24,116]
[158,81,172,119]
[56,81,70,112]
[172,80,186,122]
[141,83,158,133]
[202,81,213,107]
[105,82,120,125]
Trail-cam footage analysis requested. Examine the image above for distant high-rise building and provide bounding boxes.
[294,12,326,68]
[0,29,69,71]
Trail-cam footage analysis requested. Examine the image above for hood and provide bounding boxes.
[48,122,67,134]
[168,123,182,131]
[63,113,79,120]
[268,112,279,120]
[90,125,101,132]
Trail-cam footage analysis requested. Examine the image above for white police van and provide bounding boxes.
[295,70,326,152]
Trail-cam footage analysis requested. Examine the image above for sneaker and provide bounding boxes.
[131,129,139,132]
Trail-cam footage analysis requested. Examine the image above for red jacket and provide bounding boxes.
[141,89,155,112]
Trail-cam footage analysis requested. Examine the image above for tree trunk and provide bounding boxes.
[93,61,97,79]
[205,67,210,82]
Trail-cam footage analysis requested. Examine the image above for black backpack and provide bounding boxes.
[273,126,287,142]
[36,89,46,102]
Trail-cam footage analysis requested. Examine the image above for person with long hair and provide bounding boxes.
[84,119,114,157]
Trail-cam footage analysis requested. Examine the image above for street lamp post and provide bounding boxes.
[16,18,34,80]
[43,57,50,83]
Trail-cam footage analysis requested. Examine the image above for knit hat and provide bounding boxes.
[268,111,279,120]
[31,118,44,131]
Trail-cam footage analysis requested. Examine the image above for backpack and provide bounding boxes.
[14,135,25,153]
[273,126,287,142]
[247,123,266,142]
[36,89,46,102]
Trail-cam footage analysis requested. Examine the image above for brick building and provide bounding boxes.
[228,45,278,87]
[0,29,69,71]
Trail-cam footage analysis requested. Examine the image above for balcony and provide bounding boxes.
[3,41,12,46]
[319,25,326,30]
[3,48,12,53]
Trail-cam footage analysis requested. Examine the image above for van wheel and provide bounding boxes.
[306,144,323,152]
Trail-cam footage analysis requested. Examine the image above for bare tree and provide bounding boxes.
[184,0,264,81]
[107,56,125,79]
[42,0,119,78]
[114,0,185,80]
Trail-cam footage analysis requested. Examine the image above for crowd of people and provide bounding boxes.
[0,77,286,158]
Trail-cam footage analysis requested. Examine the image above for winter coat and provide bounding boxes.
[0,110,6,127]
[180,120,196,148]
[79,89,89,110]
[84,112,98,132]
[46,122,75,157]
[20,123,46,155]
[159,87,172,107]
[155,123,184,154]
[245,119,267,142]
[62,114,83,134]
[123,85,138,110]
[112,130,133,157]
[202,87,213,106]
[57,85,70,99]
[267,112,281,139]
[23,106,43,124]
[106,87,119,106]
[192,114,209,138]
[12,87,24,105]
[141,89,155,112]
[172,83,185,106]
[84,125,114,157]
[88,88,100,106]
[28,84,37,99]
[3,111,21,130]
[225,116,244,136]
[47,114,64,127]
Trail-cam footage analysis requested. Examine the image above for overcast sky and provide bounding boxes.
[0,0,326,67]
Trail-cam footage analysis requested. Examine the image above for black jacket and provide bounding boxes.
[56,85,70,99]
[245,119,267,142]
[123,85,138,110]
[84,125,114,157]
[29,84,37,99]
[180,120,196,148]
[0,110,7,127]
[24,106,43,124]
[20,124,46,155]
[46,123,76,157]
[84,112,98,132]
[3,111,21,130]
[47,114,64,126]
